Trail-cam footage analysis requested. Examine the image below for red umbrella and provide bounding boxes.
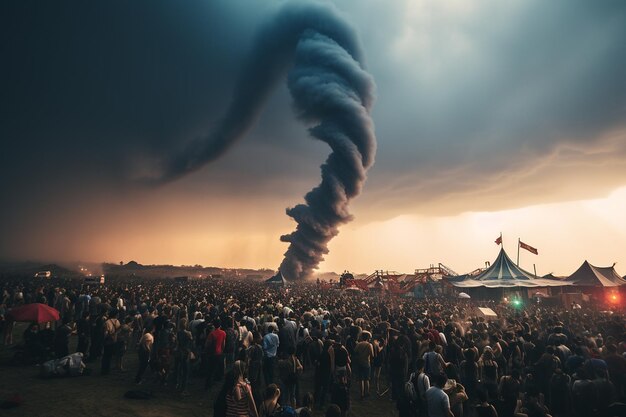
[8,303,61,323]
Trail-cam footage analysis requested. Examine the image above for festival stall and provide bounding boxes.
[445,248,572,300]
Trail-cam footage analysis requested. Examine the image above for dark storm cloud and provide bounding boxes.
[0,0,269,258]
[2,0,626,264]
[355,0,626,214]
[144,2,365,183]
[1,1,263,182]
[143,3,376,280]
[3,0,624,209]
[0,1,378,274]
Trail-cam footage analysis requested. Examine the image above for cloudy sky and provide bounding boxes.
[2,0,626,277]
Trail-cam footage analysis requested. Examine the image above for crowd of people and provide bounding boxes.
[1,276,626,417]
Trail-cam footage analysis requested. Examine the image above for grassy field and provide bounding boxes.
[0,324,396,417]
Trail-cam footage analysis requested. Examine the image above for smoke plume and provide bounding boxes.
[149,2,376,280]
[279,31,375,279]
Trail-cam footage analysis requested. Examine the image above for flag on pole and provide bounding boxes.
[495,234,502,245]
[519,240,538,255]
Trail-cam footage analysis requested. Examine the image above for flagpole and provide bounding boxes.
[517,238,520,266]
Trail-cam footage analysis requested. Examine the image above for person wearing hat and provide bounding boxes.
[444,379,468,417]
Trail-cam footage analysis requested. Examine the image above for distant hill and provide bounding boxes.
[0,259,351,281]
[103,261,275,280]
[0,261,79,277]
[125,260,141,268]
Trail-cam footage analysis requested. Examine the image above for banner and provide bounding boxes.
[519,240,538,255]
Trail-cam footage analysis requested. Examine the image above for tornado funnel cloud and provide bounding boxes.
[149,2,377,280]
[280,30,375,280]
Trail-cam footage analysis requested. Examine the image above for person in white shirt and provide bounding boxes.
[425,374,454,417]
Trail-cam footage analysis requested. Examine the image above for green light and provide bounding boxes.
[512,299,522,307]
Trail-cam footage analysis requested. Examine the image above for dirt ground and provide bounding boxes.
[0,324,396,417]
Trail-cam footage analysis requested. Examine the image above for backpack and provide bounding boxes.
[399,374,421,417]
[404,372,417,402]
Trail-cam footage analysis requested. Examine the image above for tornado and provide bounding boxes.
[279,30,375,280]
[149,2,376,280]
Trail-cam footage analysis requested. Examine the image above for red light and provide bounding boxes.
[608,293,620,304]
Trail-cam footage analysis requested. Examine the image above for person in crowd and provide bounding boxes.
[518,390,552,417]
[331,340,351,380]
[426,373,455,417]
[296,392,314,416]
[390,335,410,401]
[372,336,386,394]
[479,347,499,401]
[135,326,154,384]
[474,389,498,417]
[101,309,121,375]
[156,321,176,385]
[53,318,73,358]
[263,325,280,386]
[225,360,258,417]
[90,306,105,362]
[23,322,42,363]
[314,339,334,408]
[278,314,297,358]
[76,311,91,357]
[445,379,468,417]
[247,331,264,405]
[497,369,521,417]
[330,369,350,417]
[603,343,626,400]
[259,383,281,417]
[224,317,240,373]
[116,315,133,371]
[534,345,561,398]
[206,318,227,390]
[175,318,194,395]
[460,348,480,401]
[415,358,431,416]
[424,340,448,378]
[278,345,303,407]
[1,273,626,417]
[38,321,55,360]
[354,331,374,399]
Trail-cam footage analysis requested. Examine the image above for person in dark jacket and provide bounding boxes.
[76,311,91,357]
